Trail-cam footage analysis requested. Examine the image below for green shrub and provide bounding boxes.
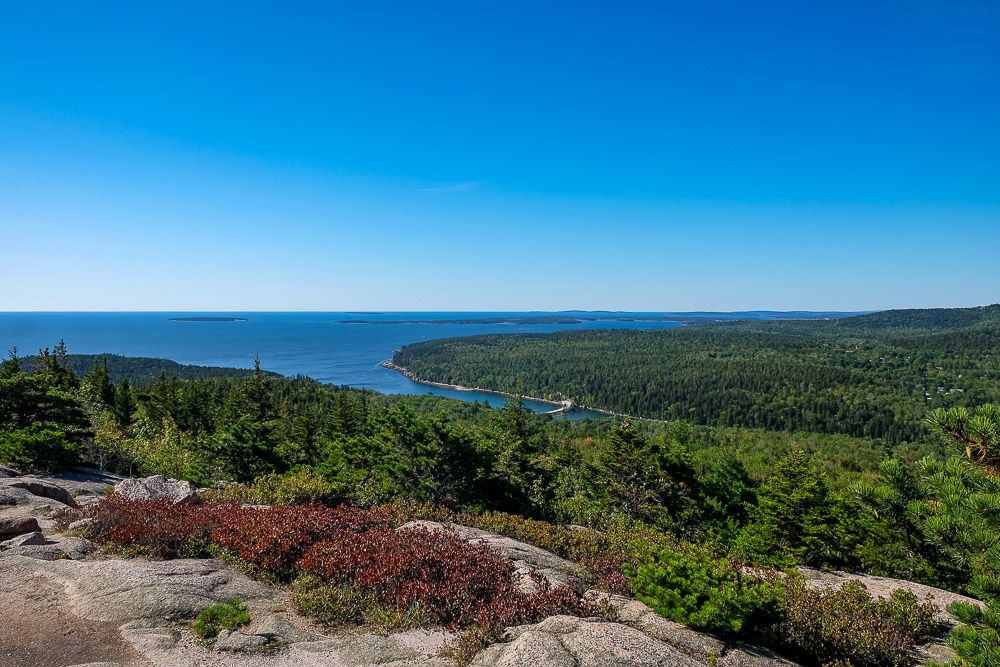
[291,575,369,626]
[290,574,434,631]
[941,600,1000,666]
[203,467,343,506]
[363,601,435,632]
[776,578,936,667]
[193,598,251,639]
[626,543,784,636]
[0,424,80,471]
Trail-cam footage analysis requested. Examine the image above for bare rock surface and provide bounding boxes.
[0,467,118,534]
[115,475,200,504]
[253,613,327,644]
[0,555,279,622]
[0,555,151,667]
[215,630,273,652]
[475,614,801,667]
[718,644,800,667]
[586,590,727,661]
[472,615,709,667]
[399,520,586,592]
[122,620,453,667]
[0,466,120,495]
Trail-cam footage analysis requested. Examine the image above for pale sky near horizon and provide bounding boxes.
[2,1,998,312]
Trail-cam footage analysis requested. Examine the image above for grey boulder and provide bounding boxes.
[214,629,272,652]
[114,475,200,504]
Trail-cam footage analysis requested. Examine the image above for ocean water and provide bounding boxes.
[0,312,686,419]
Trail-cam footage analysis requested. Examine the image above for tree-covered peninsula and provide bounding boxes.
[392,305,1000,443]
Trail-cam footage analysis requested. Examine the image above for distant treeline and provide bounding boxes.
[393,305,1000,443]
[16,353,264,385]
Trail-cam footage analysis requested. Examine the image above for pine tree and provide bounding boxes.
[114,378,135,427]
[83,357,115,406]
[35,340,78,390]
[0,347,20,379]
[736,447,841,566]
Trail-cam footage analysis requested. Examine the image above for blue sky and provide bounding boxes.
[1,1,998,311]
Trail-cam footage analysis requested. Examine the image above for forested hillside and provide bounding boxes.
[393,306,1000,442]
[9,343,1000,664]
[16,346,263,384]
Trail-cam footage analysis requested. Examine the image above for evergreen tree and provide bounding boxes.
[35,340,78,390]
[114,378,135,427]
[0,347,20,379]
[83,357,115,406]
[926,404,1000,473]
[736,447,841,566]
[593,420,666,523]
[701,453,758,538]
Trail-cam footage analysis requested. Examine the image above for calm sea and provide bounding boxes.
[0,312,685,419]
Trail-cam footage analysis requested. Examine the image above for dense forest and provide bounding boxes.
[393,305,1000,443]
[13,350,265,384]
[7,335,1000,664]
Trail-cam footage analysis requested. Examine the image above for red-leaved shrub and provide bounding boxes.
[87,497,591,630]
[85,495,241,558]
[301,526,520,626]
[211,504,393,578]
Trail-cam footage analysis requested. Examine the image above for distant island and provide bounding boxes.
[343,312,861,326]
[169,316,248,322]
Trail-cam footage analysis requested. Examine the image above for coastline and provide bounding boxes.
[382,360,580,416]
[383,360,663,422]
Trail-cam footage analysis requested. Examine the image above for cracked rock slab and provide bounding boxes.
[473,615,704,667]
[0,555,277,622]
[584,590,725,662]
[8,479,78,507]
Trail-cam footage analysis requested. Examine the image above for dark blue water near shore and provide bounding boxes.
[0,312,687,419]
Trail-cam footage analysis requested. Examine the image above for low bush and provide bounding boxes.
[212,504,392,579]
[775,578,937,667]
[193,597,250,639]
[386,501,675,595]
[300,525,591,628]
[291,575,435,631]
[452,624,509,667]
[203,467,344,506]
[291,575,370,625]
[626,542,784,636]
[85,495,241,558]
[88,497,591,633]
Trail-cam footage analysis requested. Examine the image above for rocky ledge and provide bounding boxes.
[0,469,976,667]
